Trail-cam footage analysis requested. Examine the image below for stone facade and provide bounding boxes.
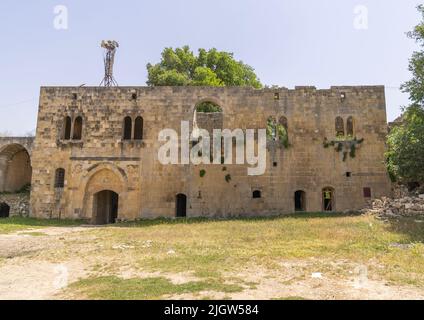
[1,86,392,222]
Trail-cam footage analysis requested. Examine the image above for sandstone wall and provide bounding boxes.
[29,86,392,220]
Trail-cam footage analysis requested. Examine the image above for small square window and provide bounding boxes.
[363,187,371,198]
[340,92,346,100]
[132,93,137,100]
[273,162,278,167]
[274,93,280,100]
[346,172,352,177]
[72,93,77,100]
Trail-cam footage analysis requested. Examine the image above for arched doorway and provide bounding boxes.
[294,190,306,211]
[0,144,32,193]
[322,187,335,212]
[0,203,10,218]
[93,190,119,225]
[176,194,187,218]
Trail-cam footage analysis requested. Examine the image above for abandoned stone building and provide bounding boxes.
[0,85,391,223]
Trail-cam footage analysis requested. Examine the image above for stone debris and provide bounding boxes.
[361,185,424,219]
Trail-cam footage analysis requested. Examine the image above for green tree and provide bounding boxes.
[386,5,424,183]
[146,46,262,88]
[386,106,424,182]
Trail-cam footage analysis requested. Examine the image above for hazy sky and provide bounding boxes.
[0,0,421,135]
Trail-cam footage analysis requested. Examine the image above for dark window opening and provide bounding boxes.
[72,116,83,140]
[274,93,280,100]
[131,93,137,100]
[176,194,187,217]
[295,190,306,211]
[346,116,354,137]
[134,116,143,140]
[123,116,132,140]
[253,190,262,199]
[273,162,278,167]
[0,203,10,218]
[363,187,372,198]
[72,93,77,100]
[322,188,334,212]
[335,116,344,137]
[54,168,65,188]
[64,116,72,140]
[346,172,352,177]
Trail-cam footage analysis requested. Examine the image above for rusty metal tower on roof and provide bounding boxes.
[100,40,119,87]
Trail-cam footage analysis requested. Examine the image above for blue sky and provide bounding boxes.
[0,0,421,135]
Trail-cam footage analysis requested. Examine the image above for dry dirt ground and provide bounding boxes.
[0,224,424,300]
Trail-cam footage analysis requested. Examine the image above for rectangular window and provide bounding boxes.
[363,187,371,198]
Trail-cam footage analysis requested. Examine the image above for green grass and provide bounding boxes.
[0,217,82,234]
[3,213,424,299]
[67,276,243,300]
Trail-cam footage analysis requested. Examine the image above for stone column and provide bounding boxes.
[0,156,9,192]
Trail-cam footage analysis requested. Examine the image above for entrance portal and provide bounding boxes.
[322,188,334,212]
[176,194,187,218]
[294,190,306,211]
[93,190,119,224]
[0,203,10,218]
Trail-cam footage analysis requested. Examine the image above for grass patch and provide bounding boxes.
[0,217,83,234]
[65,276,243,300]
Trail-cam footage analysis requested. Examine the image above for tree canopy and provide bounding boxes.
[146,46,262,88]
[386,5,424,184]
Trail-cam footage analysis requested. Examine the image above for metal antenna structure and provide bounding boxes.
[100,40,119,87]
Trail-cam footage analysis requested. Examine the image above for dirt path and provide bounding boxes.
[1,226,424,300]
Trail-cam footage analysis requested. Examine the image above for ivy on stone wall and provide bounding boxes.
[323,137,364,162]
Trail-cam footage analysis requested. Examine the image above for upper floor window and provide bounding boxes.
[63,116,72,140]
[123,116,144,140]
[335,116,344,137]
[134,116,144,140]
[123,116,132,140]
[346,116,354,137]
[72,116,83,140]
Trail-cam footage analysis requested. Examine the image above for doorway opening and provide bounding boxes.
[0,203,10,218]
[294,190,306,211]
[322,188,334,212]
[93,190,119,224]
[176,194,187,218]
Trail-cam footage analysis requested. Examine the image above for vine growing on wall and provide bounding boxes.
[323,137,364,161]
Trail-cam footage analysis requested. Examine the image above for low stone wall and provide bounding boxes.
[0,193,30,217]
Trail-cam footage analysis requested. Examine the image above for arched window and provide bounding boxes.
[279,116,288,131]
[252,190,262,199]
[123,116,132,140]
[346,116,354,137]
[63,116,72,140]
[72,116,83,140]
[266,117,277,141]
[134,116,143,140]
[335,117,344,137]
[54,168,65,188]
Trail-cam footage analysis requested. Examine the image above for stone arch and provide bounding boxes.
[0,144,32,192]
[134,116,144,140]
[81,163,128,223]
